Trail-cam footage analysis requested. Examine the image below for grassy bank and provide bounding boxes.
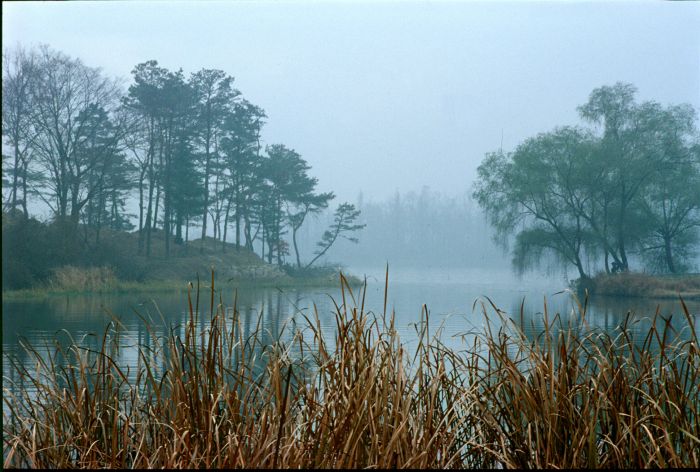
[582,272,700,300]
[2,267,361,300]
[3,274,698,468]
[3,215,358,294]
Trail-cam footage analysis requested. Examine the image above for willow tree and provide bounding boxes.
[636,104,700,273]
[473,127,596,279]
[476,83,700,277]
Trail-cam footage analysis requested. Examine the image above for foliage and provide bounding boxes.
[1,213,145,289]
[306,202,365,268]
[474,82,700,277]
[2,43,348,270]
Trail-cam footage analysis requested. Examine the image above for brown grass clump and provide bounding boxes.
[3,272,699,468]
[593,272,700,300]
[49,265,117,291]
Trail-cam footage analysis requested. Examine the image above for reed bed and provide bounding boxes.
[49,265,117,292]
[592,272,700,300]
[3,272,699,468]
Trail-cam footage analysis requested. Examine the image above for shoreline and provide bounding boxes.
[5,275,698,468]
[576,272,700,301]
[2,273,364,300]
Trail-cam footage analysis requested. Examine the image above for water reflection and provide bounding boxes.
[3,274,699,403]
[507,292,699,353]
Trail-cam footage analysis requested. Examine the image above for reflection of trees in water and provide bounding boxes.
[509,293,699,354]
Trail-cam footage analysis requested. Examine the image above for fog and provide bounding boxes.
[3,1,699,274]
[5,0,698,205]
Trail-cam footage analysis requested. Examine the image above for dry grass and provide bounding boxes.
[3,272,699,468]
[593,272,700,300]
[49,266,117,291]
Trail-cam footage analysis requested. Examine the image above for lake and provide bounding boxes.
[3,266,699,400]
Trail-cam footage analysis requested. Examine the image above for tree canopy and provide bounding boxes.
[2,44,364,270]
[474,82,700,277]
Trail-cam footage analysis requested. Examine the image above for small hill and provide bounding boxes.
[81,228,287,283]
[3,214,353,292]
[1,213,290,291]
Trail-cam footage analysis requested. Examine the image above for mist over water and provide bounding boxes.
[5,267,698,403]
[292,188,513,270]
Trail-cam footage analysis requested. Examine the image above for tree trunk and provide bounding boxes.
[185,215,190,254]
[95,200,102,245]
[111,189,119,230]
[261,223,266,262]
[617,185,629,271]
[574,256,588,280]
[235,197,241,251]
[664,237,676,274]
[153,185,160,229]
[275,223,282,266]
[138,168,146,254]
[222,196,233,253]
[145,148,156,257]
[21,160,29,218]
[293,225,301,268]
[305,225,341,269]
[175,210,183,245]
[200,152,210,253]
[11,142,20,212]
[163,122,172,259]
[164,192,171,258]
[145,180,154,257]
[244,215,253,250]
[619,238,629,271]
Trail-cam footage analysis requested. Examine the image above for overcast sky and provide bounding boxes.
[4,0,699,203]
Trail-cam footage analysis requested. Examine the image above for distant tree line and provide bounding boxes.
[474,83,700,278]
[2,44,363,268]
[294,188,511,270]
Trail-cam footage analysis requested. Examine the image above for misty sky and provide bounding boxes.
[4,0,699,203]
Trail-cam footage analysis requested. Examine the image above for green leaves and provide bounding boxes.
[474,82,700,276]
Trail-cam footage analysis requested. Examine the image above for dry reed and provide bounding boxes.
[49,266,117,291]
[3,272,699,468]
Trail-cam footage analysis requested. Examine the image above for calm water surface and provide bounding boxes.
[3,267,699,398]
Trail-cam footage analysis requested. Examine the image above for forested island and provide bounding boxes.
[2,45,364,292]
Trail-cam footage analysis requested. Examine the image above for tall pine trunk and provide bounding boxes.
[200,128,211,253]
[138,167,146,254]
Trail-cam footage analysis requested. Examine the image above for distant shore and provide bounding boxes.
[2,272,362,300]
[576,272,700,301]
